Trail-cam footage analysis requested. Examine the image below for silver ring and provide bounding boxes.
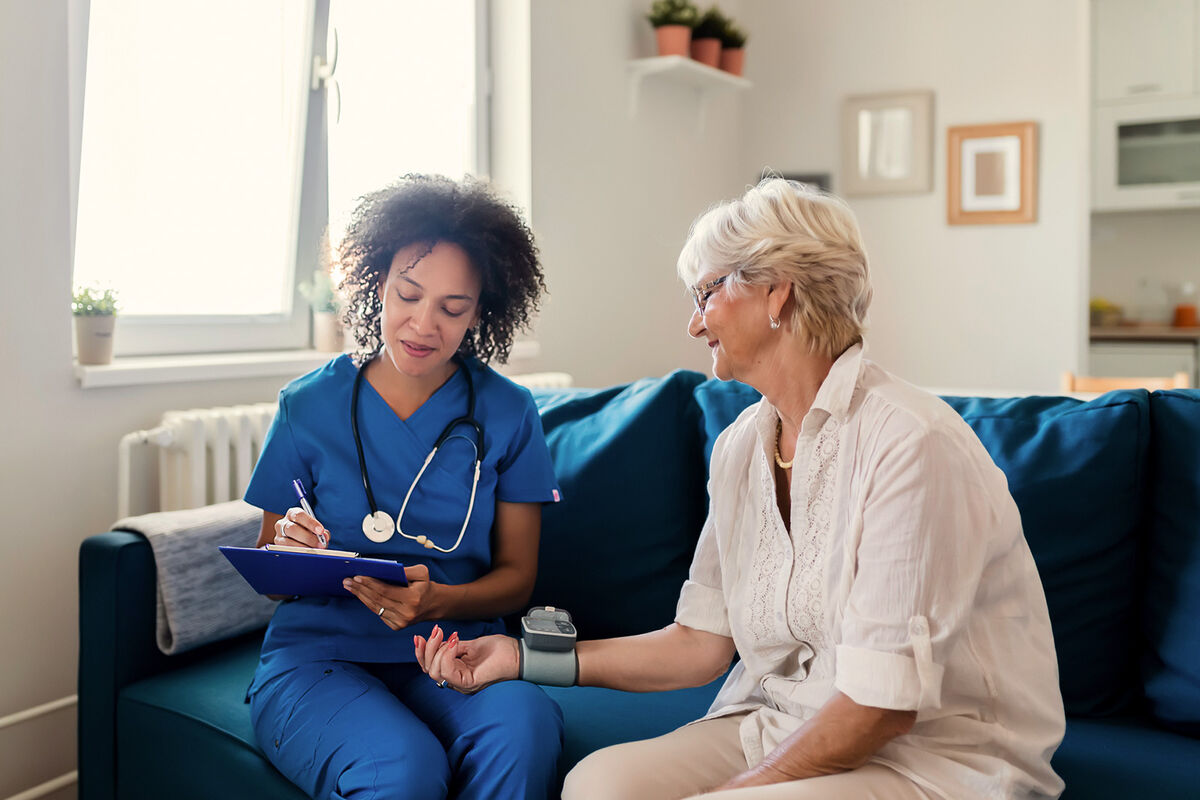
[377,607,386,616]
[437,679,448,689]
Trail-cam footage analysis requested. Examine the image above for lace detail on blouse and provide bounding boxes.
[787,417,840,651]
[748,447,793,648]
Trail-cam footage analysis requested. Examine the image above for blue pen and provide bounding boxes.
[291,479,327,547]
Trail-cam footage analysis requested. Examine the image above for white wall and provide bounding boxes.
[519,0,749,387]
[736,0,1092,391]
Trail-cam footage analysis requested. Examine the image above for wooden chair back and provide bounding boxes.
[1060,371,1191,393]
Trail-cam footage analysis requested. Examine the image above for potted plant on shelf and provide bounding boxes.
[690,7,726,68]
[299,268,344,352]
[646,0,698,57]
[72,285,119,365]
[719,18,748,76]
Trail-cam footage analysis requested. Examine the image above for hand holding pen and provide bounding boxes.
[271,478,329,549]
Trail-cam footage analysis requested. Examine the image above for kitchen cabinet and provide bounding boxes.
[1092,97,1200,209]
[1089,340,1197,384]
[1093,0,1197,103]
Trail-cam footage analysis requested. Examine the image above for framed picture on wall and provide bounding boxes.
[840,90,934,196]
[947,121,1038,225]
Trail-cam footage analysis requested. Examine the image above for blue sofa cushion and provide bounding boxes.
[693,378,760,468]
[116,635,307,800]
[1144,390,1200,736]
[1053,716,1200,799]
[942,392,1150,716]
[529,370,708,639]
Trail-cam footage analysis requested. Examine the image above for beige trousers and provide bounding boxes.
[562,713,935,800]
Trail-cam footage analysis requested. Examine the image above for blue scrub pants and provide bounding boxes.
[249,660,564,800]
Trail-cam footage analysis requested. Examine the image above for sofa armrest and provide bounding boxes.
[78,531,164,800]
[78,530,272,800]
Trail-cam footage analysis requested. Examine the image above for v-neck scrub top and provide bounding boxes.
[244,354,560,687]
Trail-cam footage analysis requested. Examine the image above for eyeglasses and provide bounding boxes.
[689,275,728,316]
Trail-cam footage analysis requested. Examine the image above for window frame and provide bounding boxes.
[73,0,491,359]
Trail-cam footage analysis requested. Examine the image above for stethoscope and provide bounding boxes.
[351,355,485,552]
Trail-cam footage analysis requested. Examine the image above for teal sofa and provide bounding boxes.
[79,371,1200,799]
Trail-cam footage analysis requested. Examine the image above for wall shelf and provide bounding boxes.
[627,56,751,128]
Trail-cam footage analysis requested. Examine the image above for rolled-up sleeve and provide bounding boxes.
[835,421,994,712]
[675,507,731,637]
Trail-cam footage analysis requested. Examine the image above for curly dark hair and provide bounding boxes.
[336,174,546,366]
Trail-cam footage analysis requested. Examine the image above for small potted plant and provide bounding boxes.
[646,0,698,58]
[299,268,344,352]
[719,18,748,76]
[72,285,119,365]
[690,7,726,68]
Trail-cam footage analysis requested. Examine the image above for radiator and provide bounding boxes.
[116,372,573,519]
[118,403,278,518]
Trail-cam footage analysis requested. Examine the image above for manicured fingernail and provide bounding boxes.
[433,625,441,636]
[413,635,420,647]
[448,633,459,646]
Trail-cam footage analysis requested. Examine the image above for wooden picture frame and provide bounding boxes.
[840,90,934,196]
[947,121,1038,225]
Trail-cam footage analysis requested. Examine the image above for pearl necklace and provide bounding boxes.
[774,418,793,470]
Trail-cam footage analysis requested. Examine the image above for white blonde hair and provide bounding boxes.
[677,178,873,360]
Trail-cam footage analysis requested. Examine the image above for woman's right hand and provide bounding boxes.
[414,628,519,694]
[272,506,329,549]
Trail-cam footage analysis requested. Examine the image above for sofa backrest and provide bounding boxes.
[1143,389,1200,736]
[527,370,708,639]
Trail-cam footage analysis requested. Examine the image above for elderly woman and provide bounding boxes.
[415,178,1066,799]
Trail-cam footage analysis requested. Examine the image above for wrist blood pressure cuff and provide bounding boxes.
[519,607,578,686]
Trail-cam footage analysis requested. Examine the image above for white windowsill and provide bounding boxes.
[75,350,337,389]
[75,340,542,389]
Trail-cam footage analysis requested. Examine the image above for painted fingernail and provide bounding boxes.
[433,625,442,636]
[413,635,420,648]
[448,633,459,646]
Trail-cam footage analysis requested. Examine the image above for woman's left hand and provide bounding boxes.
[343,565,437,629]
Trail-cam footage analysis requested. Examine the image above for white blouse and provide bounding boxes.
[676,344,1065,800]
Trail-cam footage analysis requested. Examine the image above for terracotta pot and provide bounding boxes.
[654,25,691,57]
[690,38,721,68]
[312,311,345,352]
[75,315,116,365]
[720,47,745,76]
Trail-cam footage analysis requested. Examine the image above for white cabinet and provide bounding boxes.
[1093,0,1196,103]
[1089,341,1197,383]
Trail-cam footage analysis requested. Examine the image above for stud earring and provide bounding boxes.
[769,314,780,330]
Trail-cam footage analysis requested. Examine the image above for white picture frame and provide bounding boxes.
[840,90,934,196]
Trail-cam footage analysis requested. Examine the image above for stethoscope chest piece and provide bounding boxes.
[351,355,486,554]
[362,510,395,543]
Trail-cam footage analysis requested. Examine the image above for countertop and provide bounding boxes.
[1090,325,1200,342]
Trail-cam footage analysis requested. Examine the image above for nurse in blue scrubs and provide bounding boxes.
[243,174,563,800]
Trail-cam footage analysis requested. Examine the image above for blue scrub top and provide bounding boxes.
[244,354,560,686]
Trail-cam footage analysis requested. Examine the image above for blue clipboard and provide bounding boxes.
[219,546,409,598]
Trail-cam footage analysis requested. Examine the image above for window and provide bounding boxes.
[74,0,316,355]
[72,0,487,357]
[325,1,487,253]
